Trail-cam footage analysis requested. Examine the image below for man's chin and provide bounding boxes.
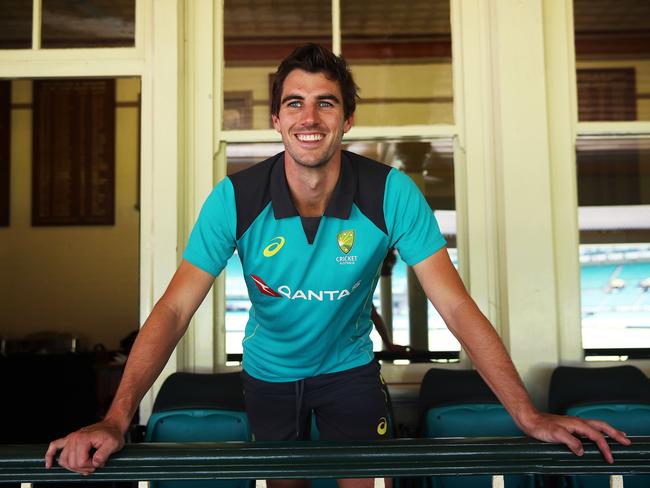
[288,151,333,169]
[296,158,329,169]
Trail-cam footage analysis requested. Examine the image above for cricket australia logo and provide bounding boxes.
[337,230,355,254]
[336,229,357,265]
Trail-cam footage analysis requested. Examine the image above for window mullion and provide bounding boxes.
[332,0,341,55]
[215,0,224,142]
[32,0,42,50]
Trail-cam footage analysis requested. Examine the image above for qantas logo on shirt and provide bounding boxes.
[250,275,361,301]
[250,275,282,297]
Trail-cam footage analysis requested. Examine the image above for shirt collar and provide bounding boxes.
[270,151,357,220]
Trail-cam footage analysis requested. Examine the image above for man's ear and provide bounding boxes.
[343,113,354,134]
[271,114,281,132]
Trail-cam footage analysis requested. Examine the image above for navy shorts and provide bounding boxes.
[241,361,390,441]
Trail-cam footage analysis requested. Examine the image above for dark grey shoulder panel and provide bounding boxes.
[344,150,392,235]
[229,153,279,240]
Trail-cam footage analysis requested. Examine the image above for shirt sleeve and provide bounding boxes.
[183,177,237,276]
[384,169,446,266]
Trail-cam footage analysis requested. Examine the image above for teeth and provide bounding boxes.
[297,134,323,142]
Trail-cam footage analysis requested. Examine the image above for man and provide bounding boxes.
[46,44,629,488]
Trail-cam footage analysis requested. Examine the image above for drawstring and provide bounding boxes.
[295,379,305,439]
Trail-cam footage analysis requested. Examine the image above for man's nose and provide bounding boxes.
[300,102,319,126]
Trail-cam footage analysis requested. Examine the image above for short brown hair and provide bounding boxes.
[271,43,359,120]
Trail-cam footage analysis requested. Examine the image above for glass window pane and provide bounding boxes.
[41,0,135,48]
[341,0,453,126]
[0,0,32,49]
[223,0,331,130]
[574,0,650,121]
[224,139,459,355]
[577,137,650,353]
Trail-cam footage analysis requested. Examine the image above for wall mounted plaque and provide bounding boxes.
[0,80,9,227]
[33,79,115,226]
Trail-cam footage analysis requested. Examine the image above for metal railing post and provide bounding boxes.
[492,475,504,488]
[610,475,624,488]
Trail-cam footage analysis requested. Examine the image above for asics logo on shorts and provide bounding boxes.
[377,417,387,436]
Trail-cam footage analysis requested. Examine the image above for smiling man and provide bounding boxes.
[46,44,629,488]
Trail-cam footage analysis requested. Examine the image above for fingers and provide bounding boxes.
[564,417,620,464]
[585,419,632,446]
[576,425,613,464]
[44,438,66,469]
[551,426,585,458]
[57,435,96,475]
[92,441,118,468]
[530,414,630,465]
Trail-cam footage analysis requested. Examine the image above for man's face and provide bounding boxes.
[272,69,353,169]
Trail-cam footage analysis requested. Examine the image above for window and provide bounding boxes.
[223,140,460,356]
[574,0,650,122]
[577,137,650,355]
[223,0,332,130]
[0,1,32,49]
[220,0,458,361]
[0,0,136,50]
[573,0,650,356]
[341,0,453,126]
[41,0,135,48]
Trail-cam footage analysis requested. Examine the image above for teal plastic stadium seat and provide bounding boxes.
[563,403,650,488]
[419,369,536,488]
[145,409,250,443]
[145,372,254,488]
[425,403,521,438]
[549,366,650,488]
[426,403,532,488]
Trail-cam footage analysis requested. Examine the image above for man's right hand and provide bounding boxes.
[45,420,125,475]
[44,262,216,475]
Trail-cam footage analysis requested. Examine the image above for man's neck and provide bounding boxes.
[284,153,341,218]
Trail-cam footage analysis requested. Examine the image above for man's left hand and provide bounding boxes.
[521,412,631,464]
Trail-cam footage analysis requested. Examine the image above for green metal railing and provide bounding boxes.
[1,437,649,485]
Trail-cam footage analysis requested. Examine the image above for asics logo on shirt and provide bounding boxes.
[263,236,285,257]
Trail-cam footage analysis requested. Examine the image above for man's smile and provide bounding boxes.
[295,133,324,142]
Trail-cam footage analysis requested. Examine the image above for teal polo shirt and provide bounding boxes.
[183,150,446,382]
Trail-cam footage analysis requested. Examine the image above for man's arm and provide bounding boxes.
[45,260,215,474]
[412,247,630,463]
[371,305,407,352]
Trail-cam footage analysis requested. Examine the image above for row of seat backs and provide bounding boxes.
[145,372,252,488]
[418,369,530,488]
[548,366,650,488]
[146,371,397,488]
[417,366,650,488]
[145,366,650,488]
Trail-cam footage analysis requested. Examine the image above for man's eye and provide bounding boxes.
[319,101,333,108]
[288,101,302,108]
